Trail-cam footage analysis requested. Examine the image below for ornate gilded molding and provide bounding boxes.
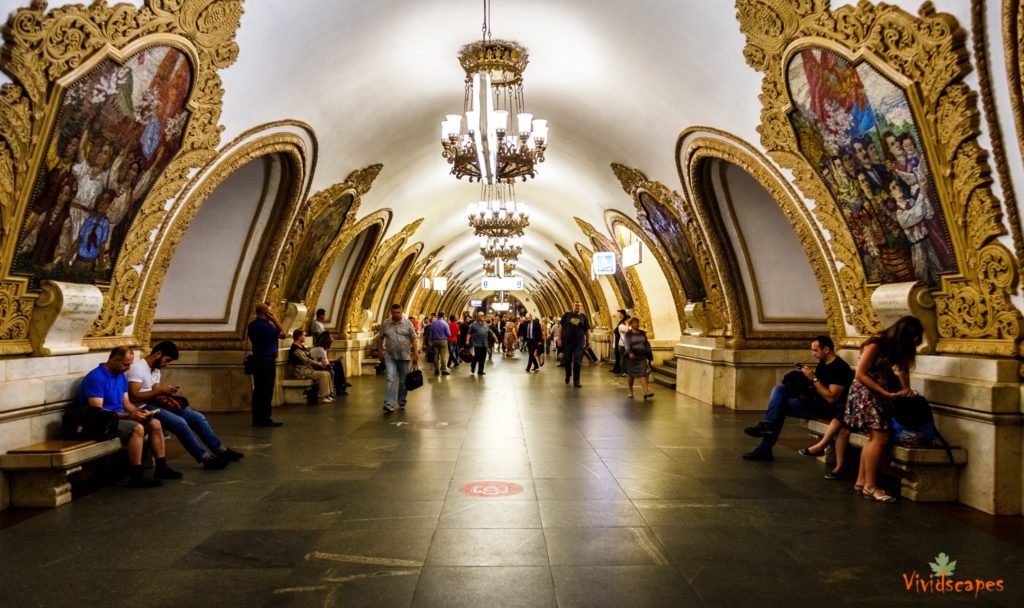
[995,0,1024,277]
[737,0,1021,356]
[575,242,628,316]
[678,130,848,344]
[318,210,389,334]
[554,243,610,328]
[602,204,688,335]
[135,125,311,346]
[292,164,383,309]
[271,164,382,308]
[570,217,654,337]
[396,245,444,311]
[342,218,420,333]
[0,0,244,353]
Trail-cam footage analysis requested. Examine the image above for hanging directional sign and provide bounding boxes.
[481,276,523,291]
[593,252,616,275]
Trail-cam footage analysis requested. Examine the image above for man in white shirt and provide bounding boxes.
[126,341,243,470]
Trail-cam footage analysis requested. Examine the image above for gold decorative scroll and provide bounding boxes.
[737,0,1021,356]
[319,210,390,335]
[554,243,611,329]
[0,0,244,354]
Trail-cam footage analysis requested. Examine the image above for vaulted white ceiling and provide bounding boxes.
[3,0,977,293]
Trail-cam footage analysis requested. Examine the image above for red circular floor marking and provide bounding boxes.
[461,481,523,497]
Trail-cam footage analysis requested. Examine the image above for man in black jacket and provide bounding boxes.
[520,313,545,372]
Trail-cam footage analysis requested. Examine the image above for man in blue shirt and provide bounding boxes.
[247,302,287,426]
[77,346,181,487]
[424,311,451,376]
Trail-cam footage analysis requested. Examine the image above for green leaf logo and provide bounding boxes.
[929,553,957,577]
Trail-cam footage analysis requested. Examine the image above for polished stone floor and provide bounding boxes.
[1,354,1022,607]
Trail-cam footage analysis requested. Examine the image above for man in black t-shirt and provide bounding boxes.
[742,335,853,461]
[557,302,591,387]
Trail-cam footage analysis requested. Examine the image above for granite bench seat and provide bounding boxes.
[0,438,122,508]
[282,378,316,404]
[801,419,967,502]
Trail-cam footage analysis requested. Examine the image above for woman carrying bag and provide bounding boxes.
[844,315,924,503]
[622,317,654,399]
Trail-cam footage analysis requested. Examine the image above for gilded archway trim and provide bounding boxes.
[321,209,390,335]
[0,0,244,353]
[138,123,313,346]
[575,242,627,316]
[369,241,423,322]
[678,129,847,346]
[574,216,653,334]
[396,246,444,311]
[293,166,384,310]
[344,218,423,333]
[737,0,1021,356]
[601,206,688,335]
[555,243,611,329]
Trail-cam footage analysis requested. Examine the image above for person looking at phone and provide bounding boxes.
[127,340,243,471]
[76,346,179,487]
[742,336,853,461]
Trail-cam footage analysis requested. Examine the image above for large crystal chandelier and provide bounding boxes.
[467,182,530,238]
[440,0,548,184]
[480,235,523,260]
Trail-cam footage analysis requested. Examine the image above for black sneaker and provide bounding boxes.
[128,477,163,488]
[203,456,229,470]
[742,449,773,461]
[220,448,245,461]
[441,371,450,376]
[155,466,184,480]
[824,470,846,480]
[743,422,774,438]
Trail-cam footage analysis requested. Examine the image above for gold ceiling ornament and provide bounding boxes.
[142,125,311,348]
[736,0,1021,356]
[676,131,850,347]
[0,0,244,353]
[483,258,516,276]
[440,0,548,184]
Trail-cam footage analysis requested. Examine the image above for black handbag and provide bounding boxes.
[62,407,118,441]
[243,354,256,375]
[405,368,424,391]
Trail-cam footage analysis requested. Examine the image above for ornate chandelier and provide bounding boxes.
[467,182,530,238]
[440,0,548,184]
[480,235,523,260]
[483,258,517,276]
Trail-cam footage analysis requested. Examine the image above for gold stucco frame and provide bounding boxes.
[736,0,1021,356]
[0,0,244,354]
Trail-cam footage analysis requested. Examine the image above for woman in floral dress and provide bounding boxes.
[845,316,924,503]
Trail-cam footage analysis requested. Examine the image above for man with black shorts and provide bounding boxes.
[77,346,181,487]
[557,302,591,387]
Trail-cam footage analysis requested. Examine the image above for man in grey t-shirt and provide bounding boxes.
[378,303,419,413]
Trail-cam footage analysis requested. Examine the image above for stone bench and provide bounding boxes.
[0,439,122,508]
[802,419,967,502]
[282,378,315,404]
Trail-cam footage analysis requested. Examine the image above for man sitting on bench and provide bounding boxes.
[127,341,244,470]
[77,346,181,487]
[742,335,853,462]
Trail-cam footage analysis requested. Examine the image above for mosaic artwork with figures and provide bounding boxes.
[787,48,957,286]
[12,46,192,285]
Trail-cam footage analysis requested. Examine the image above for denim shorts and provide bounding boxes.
[117,420,140,443]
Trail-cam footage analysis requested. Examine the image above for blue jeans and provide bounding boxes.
[144,405,224,462]
[757,384,829,451]
[385,358,410,406]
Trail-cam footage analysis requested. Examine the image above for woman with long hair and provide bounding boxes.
[845,315,924,502]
